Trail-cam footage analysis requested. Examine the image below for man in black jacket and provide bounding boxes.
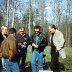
[0,26,8,71]
[31,25,48,72]
[15,27,30,72]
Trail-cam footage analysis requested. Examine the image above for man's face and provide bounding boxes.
[19,28,25,35]
[2,27,8,34]
[34,28,40,35]
[48,26,55,33]
[13,32,16,36]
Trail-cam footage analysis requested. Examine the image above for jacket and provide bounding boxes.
[0,32,8,57]
[50,29,65,51]
[31,32,48,52]
[0,32,8,43]
[1,35,17,60]
[15,33,30,52]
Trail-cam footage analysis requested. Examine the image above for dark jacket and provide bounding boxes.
[31,32,48,53]
[0,32,8,57]
[15,33,30,52]
[0,32,8,43]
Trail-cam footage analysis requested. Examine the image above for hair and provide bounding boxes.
[18,27,25,30]
[51,25,56,30]
[1,25,8,30]
[9,28,16,34]
[34,25,41,30]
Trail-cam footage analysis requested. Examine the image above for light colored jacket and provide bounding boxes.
[50,29,65,51]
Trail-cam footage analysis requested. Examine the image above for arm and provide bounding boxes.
[54,32,65,51]
[26,35,31,45]
[38,34,48,48]
[9,39,17,59]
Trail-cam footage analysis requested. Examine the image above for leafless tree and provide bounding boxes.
[11,0,16,27]
[6,0,9,26]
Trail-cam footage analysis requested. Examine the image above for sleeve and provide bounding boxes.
[9,39,17,58]
[27,35,31,45]
[0,33,4,43]
[38,34,48,48]
[30,34,34,45]
[55,32,65,50]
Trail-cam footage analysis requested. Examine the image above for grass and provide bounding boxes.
[26,46,72,72]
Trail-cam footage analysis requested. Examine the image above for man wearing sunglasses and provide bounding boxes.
[31,25,48,72]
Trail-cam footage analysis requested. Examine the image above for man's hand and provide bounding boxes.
[32,43,39,48]
[32,43,35,47]
[35,45,39,48]
[18,42,22,45]
[23,42,27,45]
[56,47,61,51]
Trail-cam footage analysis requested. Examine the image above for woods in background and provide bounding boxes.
[0,0,72,47]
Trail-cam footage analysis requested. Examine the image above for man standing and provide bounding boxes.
[0,26,8,71]
[48,25,65,72]
[1,28,20,72]
[15,27,30,72]
[31,25,48,72]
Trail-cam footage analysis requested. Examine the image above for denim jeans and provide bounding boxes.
[2,58,6,66]
[5,59,20,72]
[31,50,44,72]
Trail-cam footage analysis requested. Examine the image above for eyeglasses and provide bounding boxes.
[19,31,24,32]
[35,31,39,32]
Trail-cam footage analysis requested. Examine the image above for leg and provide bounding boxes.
[21,52,27,72]
[38,52,44,70]
[0,58,2,72]
[50,49,59,71]
[12,61,20,72]
[16,51,21,66]
[5,59,11,72]
[31,50,37,72]
[2,58,4,67]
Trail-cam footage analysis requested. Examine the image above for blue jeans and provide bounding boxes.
[2,58,6,66]
[31,50,44,72]
[5,59,20,72]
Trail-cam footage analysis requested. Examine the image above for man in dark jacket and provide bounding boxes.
[0,26,8,71]
[31,25,48,72]
[15,27,30,72]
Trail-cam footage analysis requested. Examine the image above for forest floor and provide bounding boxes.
[2,46,72,72]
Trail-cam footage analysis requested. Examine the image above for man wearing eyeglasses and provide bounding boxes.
[15,27,30,72]
[31,25,48,72]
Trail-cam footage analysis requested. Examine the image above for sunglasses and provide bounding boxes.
[35,31,39,32]
[19,31,24,32]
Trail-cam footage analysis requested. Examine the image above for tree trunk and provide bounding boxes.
[6,0,9,26]
[29,0,32,36]
[11,0,16,27]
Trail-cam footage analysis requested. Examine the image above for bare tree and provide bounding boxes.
[6,0,9,26]
[28,0,32,36]
[55,0,62,29]
[11,0,16,27]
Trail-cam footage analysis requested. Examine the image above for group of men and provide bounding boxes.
[0,25,65,72]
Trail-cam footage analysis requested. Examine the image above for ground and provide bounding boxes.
[2,46,72,72]
[25,46,72,72]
